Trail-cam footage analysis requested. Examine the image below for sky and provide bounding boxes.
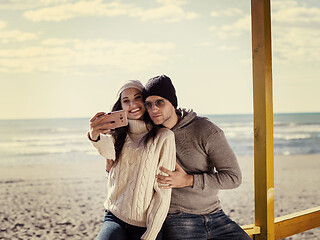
[0,0,319,119]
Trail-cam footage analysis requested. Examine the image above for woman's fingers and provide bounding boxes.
[91,117,112,133]
[90,122,113,140]
[89,112,114,141]
[100,129,112,135]
[90,114,110,128]
[90,112,106,123]
[96,121,115,131]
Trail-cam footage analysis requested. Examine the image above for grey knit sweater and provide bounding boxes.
[169,109,242,215]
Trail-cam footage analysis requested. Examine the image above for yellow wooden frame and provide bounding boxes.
[241,0,320,239]
[274,207,320,239]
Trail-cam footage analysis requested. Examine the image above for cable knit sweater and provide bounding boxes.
[90,120,176,240]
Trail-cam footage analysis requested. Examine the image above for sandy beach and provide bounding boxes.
[0,154,319,240]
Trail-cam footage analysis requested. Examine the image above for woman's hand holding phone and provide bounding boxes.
[89,110,128,141]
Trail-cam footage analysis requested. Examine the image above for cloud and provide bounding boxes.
[0,0,74,10]
[23,0,199,22]
[210,8,244,17]
[272,5,320,26]
[0,30,40,43]
[209,1,320,63]
[210,14,250,39]
[270,1,320,63]
[0,39,175,73]
[273,26,320,63]
[0,20,7,29]
[271,0,299,10]
[41,38,71,46]
[218,45,239,51]
[23,1,124,22]
[197,41,212,47]
[0,18,39,44]
[129,0,198,22]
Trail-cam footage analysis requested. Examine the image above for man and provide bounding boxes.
[142,75,251,240]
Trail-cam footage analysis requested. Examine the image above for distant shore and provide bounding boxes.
[0,154,319,239]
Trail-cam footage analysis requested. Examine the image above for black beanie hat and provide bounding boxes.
[143,75,178,109]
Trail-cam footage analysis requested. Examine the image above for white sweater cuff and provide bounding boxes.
[91,134,116,160]
[141,229,158,240]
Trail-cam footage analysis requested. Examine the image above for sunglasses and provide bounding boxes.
[144,99,166,110]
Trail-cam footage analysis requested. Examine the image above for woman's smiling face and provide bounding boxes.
[120,88,145,120]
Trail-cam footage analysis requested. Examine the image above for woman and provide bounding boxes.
[88,80,176,240]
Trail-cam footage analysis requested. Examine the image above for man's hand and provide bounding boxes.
[106,159,114,173]
[156,163,194,189]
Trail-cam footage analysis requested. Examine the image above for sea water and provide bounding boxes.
[0,113,319,166]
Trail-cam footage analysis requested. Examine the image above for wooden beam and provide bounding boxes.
[242,224,261,238]
[275,207,320,240]
[251,0,274,239]
[242,206,320,239]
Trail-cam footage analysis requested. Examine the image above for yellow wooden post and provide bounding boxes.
[251,0,275,239]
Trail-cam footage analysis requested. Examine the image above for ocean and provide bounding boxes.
[0,113,319,166]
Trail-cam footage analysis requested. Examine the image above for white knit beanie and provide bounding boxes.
[116,80,144,99]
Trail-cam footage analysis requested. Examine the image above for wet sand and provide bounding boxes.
[0,155,319,239]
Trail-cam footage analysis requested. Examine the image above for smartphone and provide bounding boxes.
[105,110,128,129]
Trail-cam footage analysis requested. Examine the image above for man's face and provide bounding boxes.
[145,96,176,128]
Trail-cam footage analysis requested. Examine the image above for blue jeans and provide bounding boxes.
[96,210,163,240]
[162,210,252,240]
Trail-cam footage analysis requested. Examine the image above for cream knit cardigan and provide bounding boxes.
[91,119,176,240]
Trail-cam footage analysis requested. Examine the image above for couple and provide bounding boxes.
[88,75,251,240]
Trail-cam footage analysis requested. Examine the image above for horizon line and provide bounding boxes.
[1,111,320,121]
